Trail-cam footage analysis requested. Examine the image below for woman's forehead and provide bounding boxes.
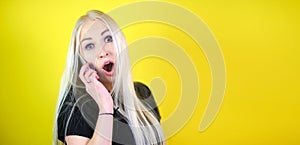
[80,19,108,40]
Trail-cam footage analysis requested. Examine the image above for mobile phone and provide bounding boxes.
[79,54,87,65]
[79,54,97,71]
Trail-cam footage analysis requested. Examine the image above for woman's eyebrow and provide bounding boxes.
[81,37,92,43]
[101,29,109,36]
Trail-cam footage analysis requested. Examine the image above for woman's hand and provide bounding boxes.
[79,63,113,113]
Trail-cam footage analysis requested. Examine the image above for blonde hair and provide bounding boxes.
[53,10,165,145]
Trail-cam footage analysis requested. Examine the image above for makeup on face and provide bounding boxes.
[79,19,116,80]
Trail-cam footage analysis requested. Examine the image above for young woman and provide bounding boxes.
[53,10,165,145]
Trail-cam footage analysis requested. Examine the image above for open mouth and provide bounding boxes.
[102,61,114,74]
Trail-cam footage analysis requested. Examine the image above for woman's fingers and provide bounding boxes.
[84,68,95,83]
[79,63,98,84]
[79,63,112,109]
[79,63,88,83]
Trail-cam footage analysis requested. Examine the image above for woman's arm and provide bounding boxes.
[66,63,114,145]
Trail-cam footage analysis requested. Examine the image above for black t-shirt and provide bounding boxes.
[57,82,161,145]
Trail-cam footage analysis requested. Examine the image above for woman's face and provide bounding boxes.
[79,19,116,87]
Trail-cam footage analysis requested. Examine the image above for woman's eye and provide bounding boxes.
[85,43,95,50]
[104,35,113,43]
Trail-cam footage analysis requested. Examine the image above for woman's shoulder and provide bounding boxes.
[134,82,152,99]
[133,82,161,122]
[57,90,94,143]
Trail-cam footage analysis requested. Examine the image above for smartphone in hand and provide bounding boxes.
[79,54,97,71]
[79,54,87,65]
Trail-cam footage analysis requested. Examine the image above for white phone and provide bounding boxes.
[79,54,87,65]
[79,54,97,71]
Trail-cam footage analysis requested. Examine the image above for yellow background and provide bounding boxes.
[0,0,299,145]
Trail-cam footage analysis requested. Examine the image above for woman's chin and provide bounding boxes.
[98,71,115,83]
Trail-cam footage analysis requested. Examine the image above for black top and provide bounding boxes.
[57,82,161,145]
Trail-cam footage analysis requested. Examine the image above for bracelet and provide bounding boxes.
[99,112,114,116]
[98,107,119,116]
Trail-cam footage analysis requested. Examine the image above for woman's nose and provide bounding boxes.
[98,51,109,58]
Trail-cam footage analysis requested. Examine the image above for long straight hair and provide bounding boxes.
[53,10,165,145]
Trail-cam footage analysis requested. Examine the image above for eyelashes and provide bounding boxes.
[104,35,113,43]
[84,35,113,50]
[85,43,95,50]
